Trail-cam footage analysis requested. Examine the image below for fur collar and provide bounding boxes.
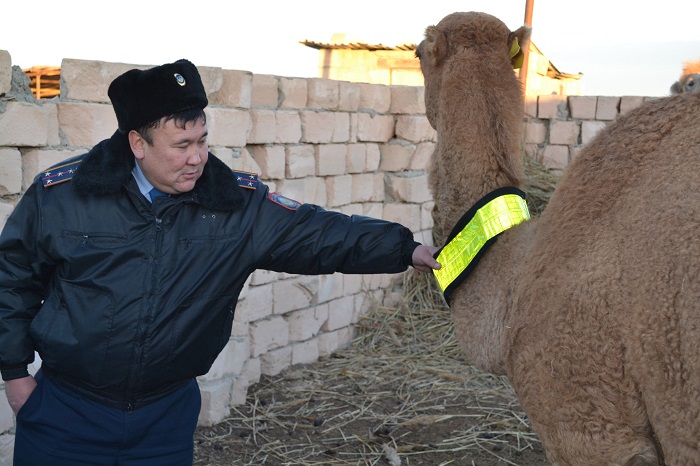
[72,131,244,211]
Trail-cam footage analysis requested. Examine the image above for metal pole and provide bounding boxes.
[519,0,534,95]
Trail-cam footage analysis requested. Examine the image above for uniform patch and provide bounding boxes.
[233,170,258,190]
[268,192,301,210]
[41,159,82,188]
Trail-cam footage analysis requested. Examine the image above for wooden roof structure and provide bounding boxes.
[23,66,61,99]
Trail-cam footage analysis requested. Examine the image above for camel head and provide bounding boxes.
[670,59,700,94]
[415,11,531,129]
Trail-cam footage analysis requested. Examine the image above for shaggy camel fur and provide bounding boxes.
[670,59,700,94]
[416,11,700,466]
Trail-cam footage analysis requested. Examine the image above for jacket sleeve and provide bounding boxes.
[0,183,53,380]
[249,185,420,275]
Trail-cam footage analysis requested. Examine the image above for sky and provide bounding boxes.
[2,0,699,97]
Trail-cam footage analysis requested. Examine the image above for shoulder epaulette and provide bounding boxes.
[41,158,83,188]
[233,170,258,190]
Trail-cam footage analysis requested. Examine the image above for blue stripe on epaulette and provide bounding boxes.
[233,170,258,190]
[41,159,83,188]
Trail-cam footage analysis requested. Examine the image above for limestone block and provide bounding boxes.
[323,296,354,332]
[250,317,290,358]
[351,173,384,203]
[315,143,347,176]
[390,86,425,114]
[383,203,421,231]
[205,107,251,147]
[250,269,279,286]
[348,112,358,143]
[279,77,307,109]
[0,434,13,466]
[409,142,434,171]
[524,143,540,160]
[250,145,285,180]
[197,378,232,426]
[581,120,608,145]
[209,146,261,174]
[379,140,414,172]
[251,74,278,108]
[287,306,327,341]
[230,373,250,406]
[331,112,350,143]
[0,101,59,147]
[242,358,261,387]
[366,144,381,171]
[0,387,14,433]
[208,69,252,108]
[196,66,224,98]
[524,121,547,145]
[318,327,353,358]
[306,78,339,110]
[0,50,11,96]
[338,81,361,111]
[549,120,580,145]
[537,94,568,119]
[524,96,537,117]
[346,144,366,174]
[396,115,435,143]
[340,204,363,216]
[356,113,394,142]
[568,96,597,120]
[300,110,335,144]
[595,96,620,121]
[58,102,117,146]
[291,339,320,366]
[272,277,317,314]
[236,283,273,323]
[358,83,391,113]
[542,145,569,170]
[60,59,138,102]
[275,110,302,144]
[317,272,344,304]
[386,172,432,203]
[343,274,363,296]
[285,144,315,178]
[325,174,352,207]
[620,96,646,115]
[248,109,276,144]
[362,202,383,219]
[0,148,21,195]
[200,336,250,381]
[259,346,292,376]
[421,202,435,232]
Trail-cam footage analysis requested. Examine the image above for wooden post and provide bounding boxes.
[519,0,535,96]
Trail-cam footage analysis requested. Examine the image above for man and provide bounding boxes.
[0,59,440,465]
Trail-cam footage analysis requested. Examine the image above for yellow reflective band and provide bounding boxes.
[433,193,530,294]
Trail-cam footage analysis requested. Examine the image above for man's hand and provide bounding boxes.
[412,245,441,272]
[5,376,37,415]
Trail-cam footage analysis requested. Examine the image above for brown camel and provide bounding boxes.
[670,59,700,94]
[416,11,700,466]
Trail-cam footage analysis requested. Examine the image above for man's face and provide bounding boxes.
[132,117,209,194]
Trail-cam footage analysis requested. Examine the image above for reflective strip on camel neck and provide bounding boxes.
[432,187,530,304]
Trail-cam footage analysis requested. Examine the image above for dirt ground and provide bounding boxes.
[192,272,552,466]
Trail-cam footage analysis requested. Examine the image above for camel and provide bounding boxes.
[416,11,700,466]
[670,59,700,94]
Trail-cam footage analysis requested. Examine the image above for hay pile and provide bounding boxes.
[193,157,560,466]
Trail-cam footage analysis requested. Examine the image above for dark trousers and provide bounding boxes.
[13,371,201,466]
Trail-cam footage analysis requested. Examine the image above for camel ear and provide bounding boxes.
[423,25,448,67]
[670,81,683,95]
[508,25,532,69]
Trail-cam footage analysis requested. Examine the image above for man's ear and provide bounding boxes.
[128,130,146,160]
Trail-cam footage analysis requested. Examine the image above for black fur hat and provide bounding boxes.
[108,59,208,132]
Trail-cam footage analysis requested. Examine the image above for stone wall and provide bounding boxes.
[0,50,654,464]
